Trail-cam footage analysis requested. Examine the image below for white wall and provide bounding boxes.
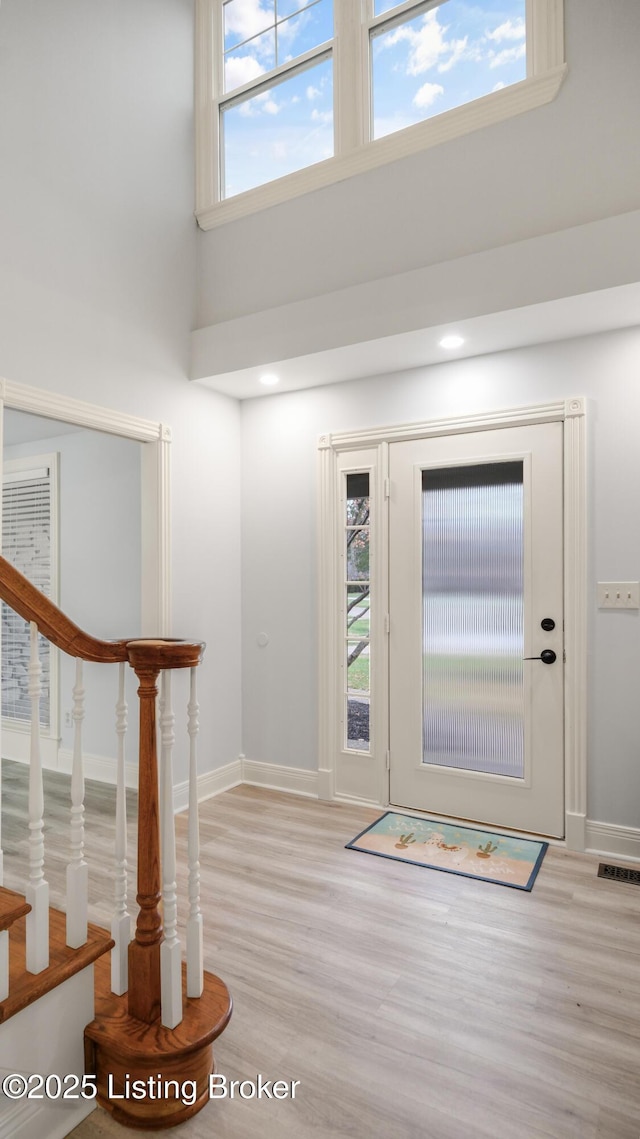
[4,426,143,763]
[197,0,640,328]
[241,327,640,832]
[0,0,242,780]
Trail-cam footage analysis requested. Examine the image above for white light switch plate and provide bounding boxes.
[597,582,640,609]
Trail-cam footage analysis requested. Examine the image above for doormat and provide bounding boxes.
[346,812,548,891]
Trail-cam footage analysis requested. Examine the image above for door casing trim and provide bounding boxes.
[0,376,171,637]
[317,398,587,851]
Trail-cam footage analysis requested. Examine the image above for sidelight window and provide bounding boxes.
[344,472,371,752]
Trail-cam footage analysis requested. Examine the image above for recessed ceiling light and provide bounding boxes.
[439,335,465,350]
[259,373,280,386]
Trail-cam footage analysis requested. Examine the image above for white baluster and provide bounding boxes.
[186,666,203,998]
[66,659,88,948]
[111,662,131,994]
[26,622,49,973]
[160,671,182,1028]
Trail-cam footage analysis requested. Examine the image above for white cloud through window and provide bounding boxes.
[489,43,526,68]
[413,81,444,109]
[486,17,526,43]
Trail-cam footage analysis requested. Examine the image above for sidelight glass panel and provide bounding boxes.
[422,462,524,778]
[345,472,371,752]
[347,585,370,638]
[346,529,369,580]
[347,696,370,750]
[346,473,370,524]
[347,639,370,693]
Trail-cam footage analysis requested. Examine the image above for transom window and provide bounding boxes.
[371,0,526,140]
[197,0,565,225]
[221,0,334,198]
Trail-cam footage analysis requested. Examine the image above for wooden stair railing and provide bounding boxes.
[0,555,232,1130]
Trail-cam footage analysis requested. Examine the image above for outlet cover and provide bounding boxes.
[597,582,640,609]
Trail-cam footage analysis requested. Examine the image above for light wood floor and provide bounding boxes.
[2,760,640,1139]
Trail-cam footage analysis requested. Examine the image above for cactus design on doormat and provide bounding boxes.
[347,812,548,889]
[395,833,416,850]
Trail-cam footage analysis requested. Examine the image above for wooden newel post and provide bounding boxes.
[125,639,204,1026]
[128,657,162,1023]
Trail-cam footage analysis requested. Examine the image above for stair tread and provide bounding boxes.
[0,886,31,932]
[0,905,114,1023]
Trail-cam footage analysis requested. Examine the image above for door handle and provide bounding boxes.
[523,649,557,664]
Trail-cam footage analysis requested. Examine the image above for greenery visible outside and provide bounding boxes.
[347,652,370,692]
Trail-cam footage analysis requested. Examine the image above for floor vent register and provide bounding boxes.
[598,863,640,886]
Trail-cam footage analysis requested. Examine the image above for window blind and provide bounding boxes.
[2,465,53,727]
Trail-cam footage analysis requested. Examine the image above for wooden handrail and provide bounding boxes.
[0,555,128,663]
[0,553,206,1029]
[0,556,204,669]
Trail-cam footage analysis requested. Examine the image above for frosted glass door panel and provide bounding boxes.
[389,422,564,836]
[422,462,524,778]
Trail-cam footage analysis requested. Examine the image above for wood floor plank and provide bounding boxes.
[1,765,639,1139]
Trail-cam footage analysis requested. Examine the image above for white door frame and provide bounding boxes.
[0,376,172,638]
[318,397,587,852]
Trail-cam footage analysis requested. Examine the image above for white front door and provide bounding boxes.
[388,422,564,837]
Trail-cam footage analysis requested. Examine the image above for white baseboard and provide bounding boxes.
[2,729,59,771]
[586,819,640,864]
[13,744,639,866]
[4,748,138,789]
[241,758,319,798]
[564,811,587,852]
[173,758,243,814]
[57,748,138,789]
[317,767,334,801]
[0,1099,94,1139]
[334,792,385,809]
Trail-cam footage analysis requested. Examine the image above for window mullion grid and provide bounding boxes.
[219,44,331,113]
[365,0,447,143]
[367,0,443,37]
[334,0,367,155]
[200,0,565,220]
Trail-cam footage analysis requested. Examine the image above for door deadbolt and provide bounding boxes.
[540,617,555,632]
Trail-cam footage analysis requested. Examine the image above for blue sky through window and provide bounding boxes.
[220,0,527,198]
[223,0,333,91]
[222,53,333,197]
[372,0,527,139]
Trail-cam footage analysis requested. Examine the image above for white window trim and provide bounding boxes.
[196,0,566,229]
